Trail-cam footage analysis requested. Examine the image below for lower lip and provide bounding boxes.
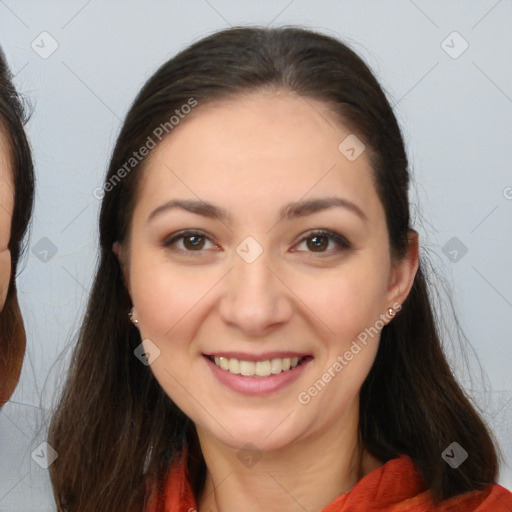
[204,356,312,396]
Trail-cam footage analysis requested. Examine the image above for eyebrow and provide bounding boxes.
[147,196,368,224]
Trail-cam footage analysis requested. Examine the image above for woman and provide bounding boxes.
[0,47,35,407]
[48,27,512,511]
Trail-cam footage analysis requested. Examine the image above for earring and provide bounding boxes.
[129,307,139,325]
[387,307,395,317]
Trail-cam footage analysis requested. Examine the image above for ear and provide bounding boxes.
[113,241,131,295]
[385,230,419,309]
[112,241,121,259]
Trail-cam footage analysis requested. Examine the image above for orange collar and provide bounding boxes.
[147,450,512,512]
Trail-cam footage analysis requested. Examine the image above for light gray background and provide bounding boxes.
[0,1,511,510]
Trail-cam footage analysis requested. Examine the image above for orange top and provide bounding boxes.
[146,450,512,512]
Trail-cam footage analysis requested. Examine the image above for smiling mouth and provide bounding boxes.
[206,355,311,378]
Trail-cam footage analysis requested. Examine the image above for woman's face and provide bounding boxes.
[0,128,13,312]
[122,91,417,452]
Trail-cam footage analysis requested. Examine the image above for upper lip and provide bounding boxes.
[204,351,311,362]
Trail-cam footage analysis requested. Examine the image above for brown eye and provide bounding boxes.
[182,234,206,250]
[295,229,351,255]
[306,234,329,252]
[162,230,215,254]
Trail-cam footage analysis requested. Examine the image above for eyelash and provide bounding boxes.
[162,229,351,257]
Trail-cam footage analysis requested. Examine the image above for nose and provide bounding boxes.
[218,244,293,336]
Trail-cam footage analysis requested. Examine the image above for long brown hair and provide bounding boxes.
[48,26,500,511]
[0,47,35,406]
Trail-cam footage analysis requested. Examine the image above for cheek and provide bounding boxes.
[131,269,178,336]
[299,257,390,399]
[301,258,390,338]
[129,254,216,339]
[299,267,388,409]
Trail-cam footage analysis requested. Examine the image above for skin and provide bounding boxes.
[0,128,13,312]
[117,90,419,512]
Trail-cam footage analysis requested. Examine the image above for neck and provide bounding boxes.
[195,408,382,512]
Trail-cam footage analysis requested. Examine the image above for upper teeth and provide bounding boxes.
[213,356,302,377]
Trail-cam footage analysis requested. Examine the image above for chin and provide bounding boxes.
[198,411,303,453]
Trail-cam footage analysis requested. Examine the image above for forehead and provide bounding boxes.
[135,91,381,220]
[151,91,358,165]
